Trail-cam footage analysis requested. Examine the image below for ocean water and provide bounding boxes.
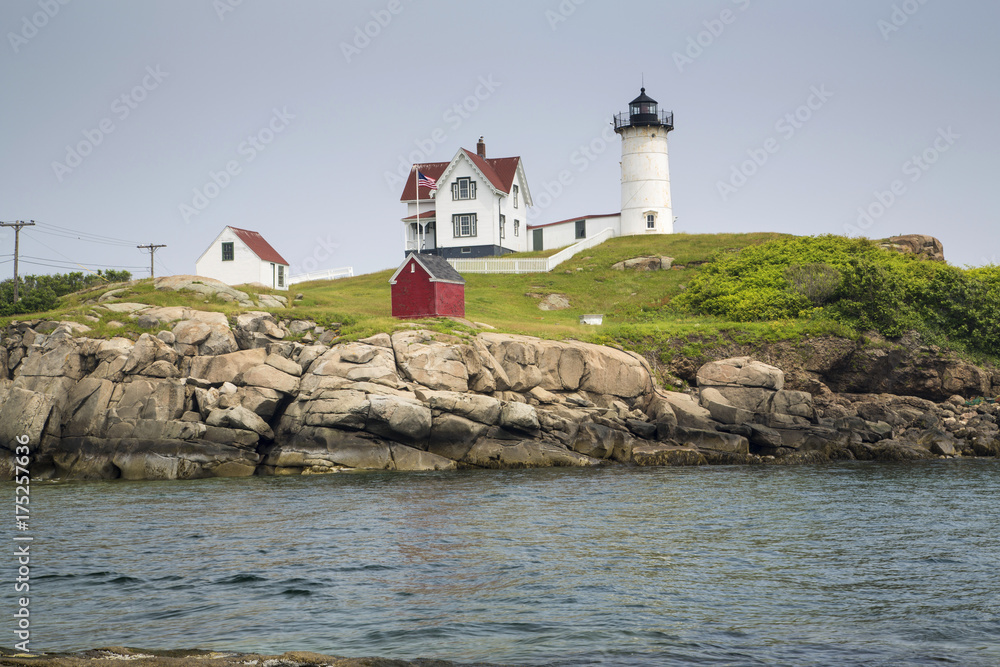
[11,461,1000,666]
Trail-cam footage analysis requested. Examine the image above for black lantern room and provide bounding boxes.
[629,88,658,123]
[614,87,674,133]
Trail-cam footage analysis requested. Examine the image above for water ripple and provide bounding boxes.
[19,460,1000,665]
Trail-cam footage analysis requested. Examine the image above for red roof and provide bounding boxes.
[402,210,437,222]
[399,162,449,202]
[526,213,620,230]
[228,226,289,265]
[462,150,521,194]
[398,150,521,201]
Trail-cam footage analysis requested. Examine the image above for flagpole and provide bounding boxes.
[414,165,423,253]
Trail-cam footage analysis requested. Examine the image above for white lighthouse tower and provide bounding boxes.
[614,88,674,236]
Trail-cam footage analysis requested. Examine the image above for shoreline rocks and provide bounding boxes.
[1,312,998,481]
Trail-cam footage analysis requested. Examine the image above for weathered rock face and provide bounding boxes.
[154,275,255,307]
[1,312,997,481]
[878,234,945,262]
[0,316,685,480]
[611,256,674,271]
[697,357,813,436]
[661,333,994,403]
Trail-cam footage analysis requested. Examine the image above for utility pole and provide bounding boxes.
[137,243,166,279]
[0,220,36,303]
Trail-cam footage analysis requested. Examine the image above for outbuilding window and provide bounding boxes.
[222,242,234,261]
[575,220,586,239]
[277,265,285,287]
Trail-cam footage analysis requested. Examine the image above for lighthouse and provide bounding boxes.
[614,88,674,236]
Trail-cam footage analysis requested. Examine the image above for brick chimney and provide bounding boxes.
[477,136,486,158]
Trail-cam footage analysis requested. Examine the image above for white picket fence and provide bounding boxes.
[288,266,354,284]
[447,227,615,274]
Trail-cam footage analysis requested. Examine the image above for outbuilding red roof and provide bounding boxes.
[228,226,289,265]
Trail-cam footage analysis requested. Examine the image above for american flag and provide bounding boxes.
[417,171,438,192]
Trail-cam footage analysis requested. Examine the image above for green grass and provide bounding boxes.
[0,232,915,363]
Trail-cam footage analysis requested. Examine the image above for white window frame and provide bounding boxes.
[645,212,657,230]
[514,219,519,237]
[513,184,519,208]
[277,265,285,288]
[500,214,505,239]
[452,213,477,238]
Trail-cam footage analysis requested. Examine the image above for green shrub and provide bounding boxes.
[785,263,842,305]
[673,235,1000,359]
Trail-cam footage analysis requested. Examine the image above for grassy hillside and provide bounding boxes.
[286,232,815,340]
[6,232,997,371]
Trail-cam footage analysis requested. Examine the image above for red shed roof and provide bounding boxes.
[228,226,289,265]
[399,150,521,201]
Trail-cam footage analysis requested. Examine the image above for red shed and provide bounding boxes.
[389,253,466,319]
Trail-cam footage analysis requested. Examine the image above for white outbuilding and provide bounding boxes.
[195,226,290,290]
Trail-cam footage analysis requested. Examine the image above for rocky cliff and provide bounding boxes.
[1,307,998,481]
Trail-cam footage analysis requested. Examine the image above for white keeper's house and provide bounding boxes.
[399,88,676,258]
[399,137,533,258]
[196,226,290,290]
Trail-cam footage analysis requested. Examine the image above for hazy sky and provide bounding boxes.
[2,0,998,279]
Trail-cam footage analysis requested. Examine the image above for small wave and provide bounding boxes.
[213,573,268,585]
[281,588,313,597]
[335,564,395,573]
[36,571,115,581]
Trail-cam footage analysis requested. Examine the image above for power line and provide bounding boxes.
[34,221,141,246]
[155,255,176,277]
[137,243,166,278]
[0,220,35,302]
[33,228,137,248]
[21,230,104,274]
[18,255,146,270]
